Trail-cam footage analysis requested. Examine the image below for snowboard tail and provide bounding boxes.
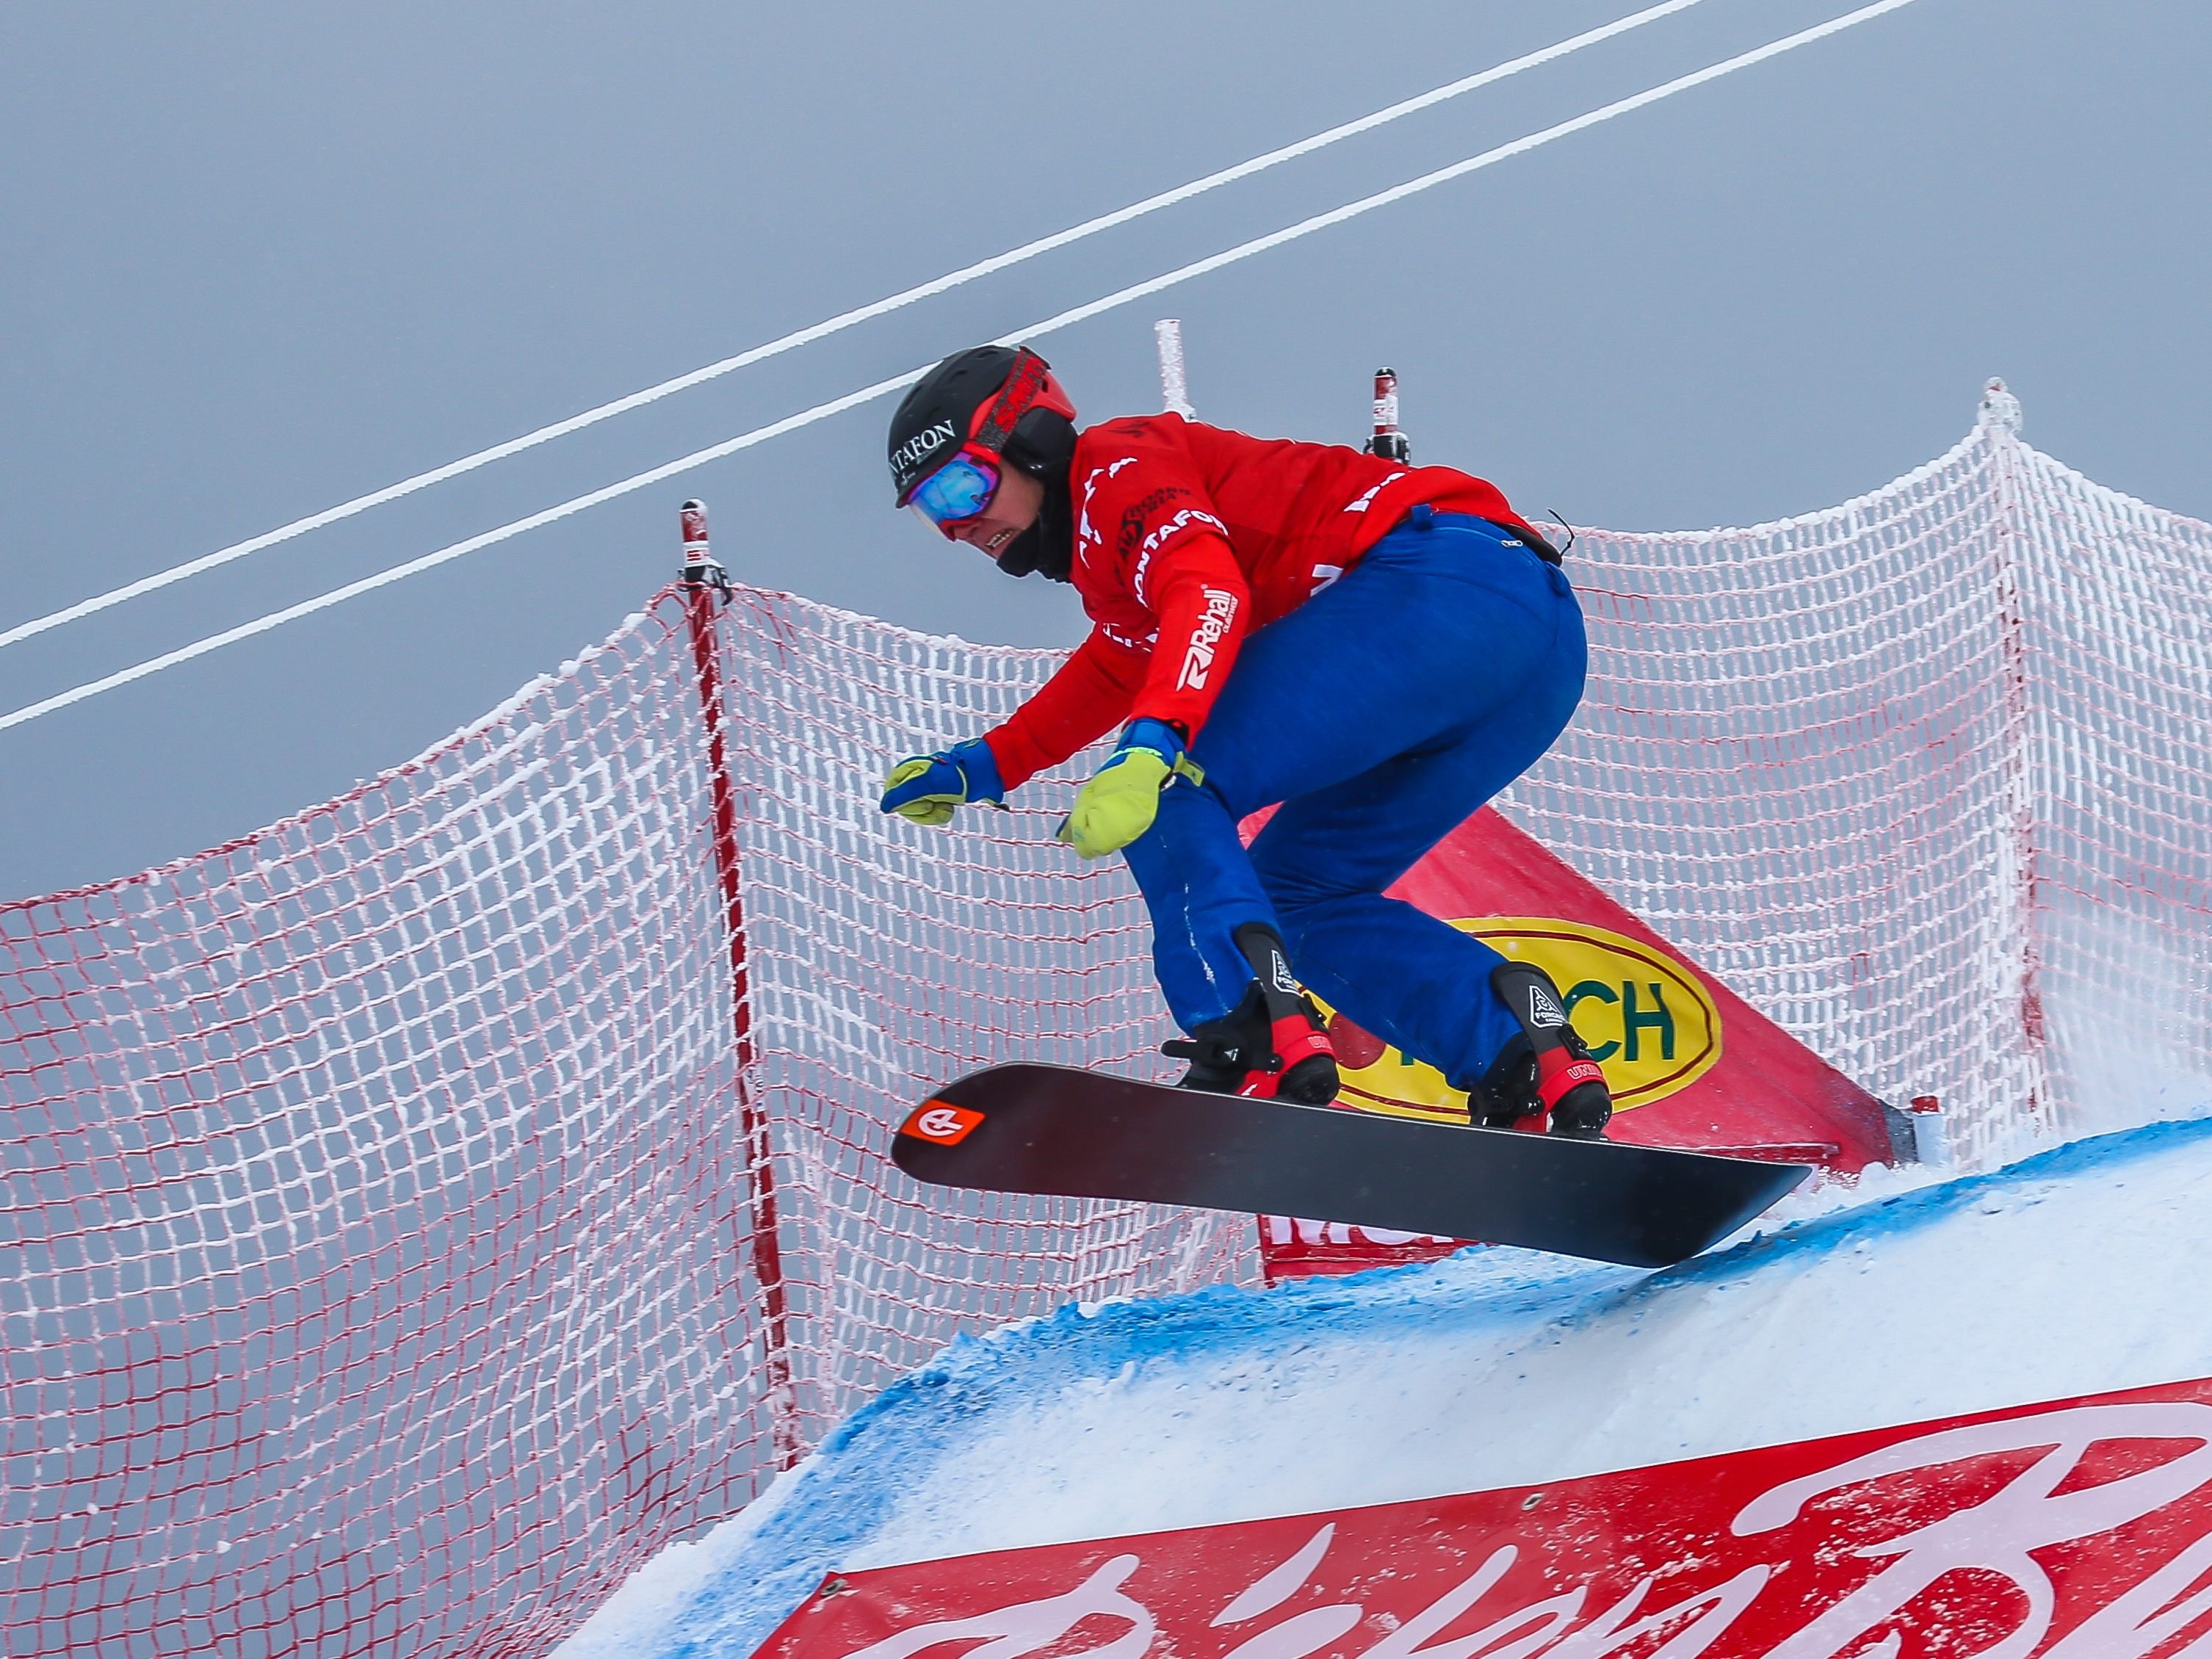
[894,1063,1810,1269]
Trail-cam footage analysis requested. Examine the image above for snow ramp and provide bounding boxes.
[557,1116,2212,1658]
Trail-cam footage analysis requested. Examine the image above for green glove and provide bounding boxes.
[880,737,1005,827]
[1056,718,1204,860]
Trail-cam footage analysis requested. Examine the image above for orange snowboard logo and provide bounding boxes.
[1321,917,1723,1121]
[901,1102,986,1145]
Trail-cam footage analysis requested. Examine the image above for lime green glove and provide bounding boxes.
[1056,718,1204,860]
[880,737,1005,827]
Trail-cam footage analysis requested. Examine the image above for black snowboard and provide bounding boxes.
[893,1063,1812,1270]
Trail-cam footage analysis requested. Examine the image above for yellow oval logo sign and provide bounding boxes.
[1318,917,1723,1122]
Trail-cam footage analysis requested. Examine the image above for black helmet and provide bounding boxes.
[886,345,1080,580]
[887,345,1078,503]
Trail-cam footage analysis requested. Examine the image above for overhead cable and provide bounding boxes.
[0,0,1710,657]
[0,0,1923,736]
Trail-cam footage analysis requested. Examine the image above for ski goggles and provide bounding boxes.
[898,348,1064,535]
[906,451,1003,535]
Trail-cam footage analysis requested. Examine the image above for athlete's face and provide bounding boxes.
[942,463,1044,565]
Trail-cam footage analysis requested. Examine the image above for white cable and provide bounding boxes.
[0,0,1707,658]
[0,0,1923,737]
[1015,0,1926,342]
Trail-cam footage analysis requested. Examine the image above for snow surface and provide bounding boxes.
[554,1116,2212,1659]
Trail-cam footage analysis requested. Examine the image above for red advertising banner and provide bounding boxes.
[753,1375,2212,1659]
[1248,807,1904,1282]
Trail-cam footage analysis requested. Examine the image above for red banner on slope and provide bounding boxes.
[1248,806,1904,1282]
[753,1374,2212,1659]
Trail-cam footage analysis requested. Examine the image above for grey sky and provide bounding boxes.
[3,0,2207,902]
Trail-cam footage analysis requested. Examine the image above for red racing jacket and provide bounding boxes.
[980,414,1545,790]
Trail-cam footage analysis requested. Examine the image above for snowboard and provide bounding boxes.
[893,1063,1812,1270]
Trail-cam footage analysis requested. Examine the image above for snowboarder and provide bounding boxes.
[878,345,1612,1138]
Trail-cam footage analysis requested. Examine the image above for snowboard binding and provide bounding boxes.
[1467,964,1614,1140]
[1163,923,1340,1105]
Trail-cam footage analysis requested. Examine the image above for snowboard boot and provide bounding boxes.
[1464,1027,1613,1138]
[1466,1033,1547,1133]
[1474,964,1614,1139]
[1162,924,1340,1104]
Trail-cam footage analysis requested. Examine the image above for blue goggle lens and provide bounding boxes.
[908,455,1000,528]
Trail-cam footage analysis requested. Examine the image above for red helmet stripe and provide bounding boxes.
[968,348,1077,451]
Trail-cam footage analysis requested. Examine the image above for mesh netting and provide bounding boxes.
[0,597,1247,1659]
[2,405,2208,1655]
[1506,403,2212,1170]
[0,616,766,1659]
[708,587,1257,1442]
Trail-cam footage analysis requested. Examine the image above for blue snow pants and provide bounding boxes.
[1119,507,1587,1087]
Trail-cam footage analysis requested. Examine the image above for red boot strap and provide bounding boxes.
[1271,1013,1335,1067]
[1536,1047,1606,1110]
[1233,1014,1337,1098]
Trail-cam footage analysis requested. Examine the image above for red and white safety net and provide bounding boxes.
[1510,400,2212,1171]
[2,404,2208,1655]
[706,585,1258,1428]
[0,595,1247,1658]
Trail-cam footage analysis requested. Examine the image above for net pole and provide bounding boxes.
[1365,367,1412,463]
[1982,386,2054,1135]
[680,499,803,1470]
[1154,319,1195,418]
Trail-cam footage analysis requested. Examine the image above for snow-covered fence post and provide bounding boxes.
[1155,319,1195,418]
[680,498,803,1471]
[1907,1095,1952,1168]
[1980,380,2055,1143]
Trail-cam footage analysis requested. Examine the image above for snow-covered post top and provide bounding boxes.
[1154,319,1195,419]
[1980,377,2024,437]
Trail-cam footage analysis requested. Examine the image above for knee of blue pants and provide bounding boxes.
[1120,774,1283,1030]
